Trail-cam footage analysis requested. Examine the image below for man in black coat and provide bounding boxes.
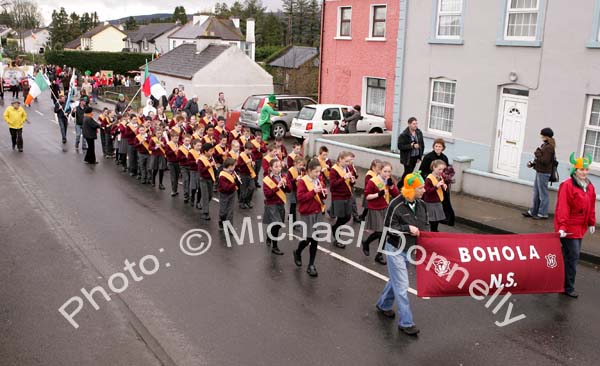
[397,117,425,184]
[54,93,68,144]
[82,106,100,164]
[72,99,87,149]
[184,95,200,118]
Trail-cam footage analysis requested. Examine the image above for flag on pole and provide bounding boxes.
[25,72,49,105]
[64,70,77,113]
[142,61,167,99]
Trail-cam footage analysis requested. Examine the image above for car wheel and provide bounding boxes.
[271,122,287,139]
[369,127,383,134]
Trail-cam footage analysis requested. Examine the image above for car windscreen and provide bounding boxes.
[297,107,316,120]
[242,97,263,112]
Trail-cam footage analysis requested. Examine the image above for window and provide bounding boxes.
[279,99,299,112]
[298,98,317,108]
[172,40,176,49]
[583,97,600,163]
[436,0,463,38]
[365,78,386,117]
[337,7,352,38]
[428,79,456,134]
[586,0,600,48]
[322,108,341,121]
[370,5,387,38]
[298,107,316,120]
[504,0,539,40]
[142,39,148,50]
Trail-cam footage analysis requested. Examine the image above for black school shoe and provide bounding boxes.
[563,291,579,298]
[293,250,302,267]
[399,325,420,336]
[307,265,318,277]
[271,247,284,256]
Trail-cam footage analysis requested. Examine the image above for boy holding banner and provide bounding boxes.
[376,172,429,336]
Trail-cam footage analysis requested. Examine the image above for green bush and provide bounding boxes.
[45,50,153,75]
[255,45,284,62]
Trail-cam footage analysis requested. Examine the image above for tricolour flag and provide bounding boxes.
[142,61,166,99]
[25,72,49,105]
[64,70,77,113]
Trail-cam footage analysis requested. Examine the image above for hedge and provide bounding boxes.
[45,50,153,75]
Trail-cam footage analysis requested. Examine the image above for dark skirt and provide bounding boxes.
[149,155,167,170]
[118,136,128,152]
[190,171,199,191]
[298,212,323,240]
[287,191,297,204]
[264,203,285,225]
[425,202,446,222]
[365,208,385,232]
[331,198,352,218]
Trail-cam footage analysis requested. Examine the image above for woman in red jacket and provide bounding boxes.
[293,159,327,277]
[554,153,596,298]
[361,161,399,265]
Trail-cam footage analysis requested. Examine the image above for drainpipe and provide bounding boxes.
[391,0,409,153]
[317,0,326,103]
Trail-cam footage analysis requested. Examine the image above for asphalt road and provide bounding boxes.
[1,96,599,366]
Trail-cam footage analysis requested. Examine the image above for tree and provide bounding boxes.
[260,13,285,47]
[124,16,138,31]
[5,0,42,50]
[50,7,70,49]
[69,12,81,40]
[305,0,321,47]
[214,2,230,17]
[79,12,92,34]
[172,6,187,24]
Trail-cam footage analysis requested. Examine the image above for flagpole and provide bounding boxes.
[123,85,143,114]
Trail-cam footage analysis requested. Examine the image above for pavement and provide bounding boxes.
[1,95,599,365]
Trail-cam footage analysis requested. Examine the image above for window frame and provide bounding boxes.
[496,0,546,47]
[587,0,600,48]
[367,4,387,41]
[503,0,539,42]
[336,6,352,39]
[436,0,463,39]
[581,96,600,168]
[428,78,457,136]
[364,77,387,117]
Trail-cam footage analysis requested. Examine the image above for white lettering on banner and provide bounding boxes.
[490,272,516,288]
[458,245,541,263]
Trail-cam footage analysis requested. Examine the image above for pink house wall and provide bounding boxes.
[319,0,399,130]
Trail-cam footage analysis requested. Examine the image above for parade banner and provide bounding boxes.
[415,232,564,297]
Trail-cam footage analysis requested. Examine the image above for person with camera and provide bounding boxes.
[522,128,556,220]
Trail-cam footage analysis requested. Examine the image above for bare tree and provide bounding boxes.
[5,0,42,50]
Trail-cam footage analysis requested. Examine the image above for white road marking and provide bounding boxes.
[35,110,44,116]
[289,234,427,299]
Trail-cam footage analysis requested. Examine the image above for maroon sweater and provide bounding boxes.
[263,174,291,205]
[329,165,354,201]
[296,178,327,215]
[217,173,238,194]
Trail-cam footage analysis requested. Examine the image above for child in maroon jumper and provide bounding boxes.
[217,158,240,230]
[263,159,291,255]
[423,159,448,232]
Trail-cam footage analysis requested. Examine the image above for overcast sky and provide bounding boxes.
[36,0,283,25]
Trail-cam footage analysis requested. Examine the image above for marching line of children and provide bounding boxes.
[103,107,410,276]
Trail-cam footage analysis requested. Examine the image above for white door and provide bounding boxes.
[494,95,528,177]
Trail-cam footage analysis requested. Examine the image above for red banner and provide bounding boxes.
[415,232,564,297]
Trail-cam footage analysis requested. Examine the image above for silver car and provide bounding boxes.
[238,94,317,139]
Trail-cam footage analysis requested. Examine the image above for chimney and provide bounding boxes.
[231,17,240,29]
[246,18,256,61]
[193,14,210,25]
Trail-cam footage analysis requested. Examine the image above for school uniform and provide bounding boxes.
[239,135,253,151]
[318,157,332,186]
[262,154,276,177]
[149,136,167,188]
[228,130,242,147]
[165,138,180,195]
[361,170,377,218]
[424,174,446,230]
[198,155,216,218]
[214,125,228,141]
[213,144,228,167]
[188,148,202,206]
[329,164,354,218]
[177,144,193,201]
[236,151,257,208]
[251,139,267,184]
[286,151,303,170]
[276,145,288,166]
[124,124,139,175]
[287,166,304,222]
[263,173,291,252]
[135,133,151,183]
[364,176,400,231]
[218,170,240,223]
[117,122,130,169]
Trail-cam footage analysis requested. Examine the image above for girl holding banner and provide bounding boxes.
[555,153,596,298]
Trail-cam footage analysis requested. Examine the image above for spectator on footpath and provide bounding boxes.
[82,106,100,164]
[523,128,556,220]
[376,172,429,336]
[3,100,28,152]
[184,95,200,118]
[115,94,128,117]
[420,138,455,226]
[397,117,425,185]
[214,92,229,119]
[555,153,596,298]
[143,99,157,117]
[344,105,362,134]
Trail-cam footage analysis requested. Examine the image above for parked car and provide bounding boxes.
[238,94,317,138]
[290,104,387,139]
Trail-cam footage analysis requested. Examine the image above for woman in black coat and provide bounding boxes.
[421,138,455,226]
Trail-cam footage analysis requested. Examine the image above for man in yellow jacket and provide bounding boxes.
[4,100,28,151]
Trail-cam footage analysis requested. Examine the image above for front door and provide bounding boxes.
[494,93,528,177]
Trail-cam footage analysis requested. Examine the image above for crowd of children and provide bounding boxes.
[95,105,454,277]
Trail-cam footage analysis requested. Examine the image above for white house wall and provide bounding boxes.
[23,30,49,53]
[90,27,126,52]
[400,0,600,186]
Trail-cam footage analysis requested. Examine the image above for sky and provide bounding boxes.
[36,0,283,25]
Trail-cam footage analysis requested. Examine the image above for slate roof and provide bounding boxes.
[126,23,178,43]
[21,28,47,38]
[268,46,319,69]
[64,38,81,49]
[145,44,229,79]
[170,16,243,41]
